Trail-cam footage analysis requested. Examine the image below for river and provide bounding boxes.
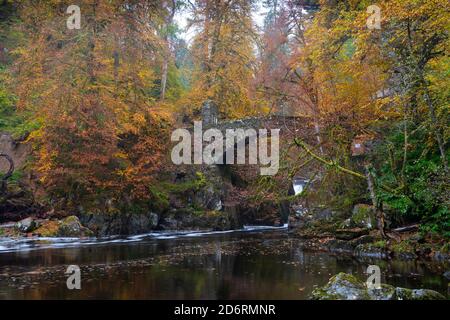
[0,227,448,299]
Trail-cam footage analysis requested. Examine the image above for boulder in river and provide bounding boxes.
[33,216,94,237]
[311,273,371,300]
[311,272,446,300]
[15,217,38,233]
[58,216,92,237]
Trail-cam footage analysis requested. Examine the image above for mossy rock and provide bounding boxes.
[395,288,445,300]
[354,243,389,259]
[34,216,94,237]
[311,273,446,300]
[311,273,371,300]
[367,284,396,300]
[351,204,376,229]
[391,241,417,259]
[34,220,60,237]
[58,216,94,237]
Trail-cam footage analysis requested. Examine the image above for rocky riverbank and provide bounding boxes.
[311,272,446,300]
[288,204,450,263]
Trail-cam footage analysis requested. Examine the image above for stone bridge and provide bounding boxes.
[196,100,309,169]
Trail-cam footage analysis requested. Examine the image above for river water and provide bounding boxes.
[0,227,448,299]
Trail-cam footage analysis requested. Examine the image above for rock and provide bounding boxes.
[312,272,446,300]
[443,271,450,280]
[367,284,396,300]
[193,185,223,211]
[58,216,92,237]
[433,251,450,261]
[33,220,60,237]
[15,217,38,233]
[311,273,370,300]
[394,251,417,260]
[351,204,376,229]
[395,288,446,300]
[214,200,223,211]
[129,212,159,234]
[0,133,31,173]
[160,216,179,230]
[313,208,335,221]
[391,241,417,260]
[237,201,283,226]
[325,239,355,253]
[149,212,159,227]
[79,211,159,236]
[340,218,351,228]
[354,243,389,259]
[335,227,369,240]
[350,235,375,247]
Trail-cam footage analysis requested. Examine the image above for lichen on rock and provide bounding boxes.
[311,272,446,300]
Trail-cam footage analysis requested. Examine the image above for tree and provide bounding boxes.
[187,0,262,118]
[11,0,170,212]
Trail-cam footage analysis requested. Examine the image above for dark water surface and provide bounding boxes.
[0,229,448,299]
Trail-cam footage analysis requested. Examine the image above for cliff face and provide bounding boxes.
[0,133,30,173]
[0,132,38,222]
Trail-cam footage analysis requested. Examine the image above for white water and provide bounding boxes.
[0,224,288,253]
[292,179,309,195]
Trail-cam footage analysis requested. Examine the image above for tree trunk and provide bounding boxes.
[364,165,386,238]
[159,0,176,101]
[423,88,448,171]
[160,53,168,100]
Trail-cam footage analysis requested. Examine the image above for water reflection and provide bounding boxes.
[0,231,448,299]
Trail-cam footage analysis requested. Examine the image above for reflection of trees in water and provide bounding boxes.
[0,235,447,299]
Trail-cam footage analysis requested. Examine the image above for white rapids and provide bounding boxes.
[0,224,288,253]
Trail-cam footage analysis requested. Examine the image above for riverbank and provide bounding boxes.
[1,212,449,263]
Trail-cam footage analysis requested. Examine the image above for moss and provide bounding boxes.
[310,288,342,300]
[188,208,206,217]
[351,204,376,228]
[161,172,208,194]
[331,273,363,286]
[395,288,413,300]
[205,210,221,217]
[311,273,371,300]
[368,284,396,300]
[150,172,209,212]
[440,243,450,253]
[62,216,79,224]
[34,220,60,237]
[391,240,415,254]
[373,240,387,248]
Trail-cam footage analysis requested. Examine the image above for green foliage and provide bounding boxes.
[149,184,170,211]
[0,68,40,137]
[149,172,208,211]
[161,172,207,194]
[374,122,449,238]
[372,240,387,249]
